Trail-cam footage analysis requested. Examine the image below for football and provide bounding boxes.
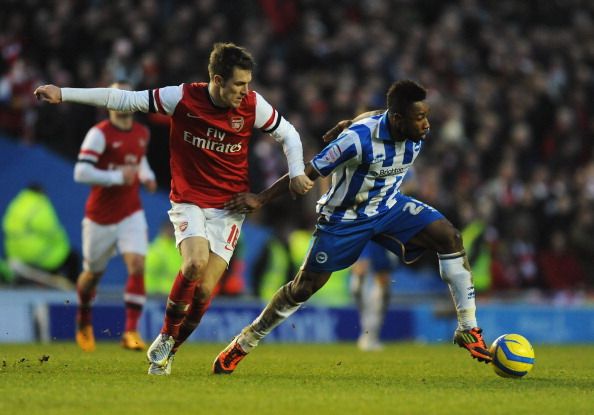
[489,334,535,378]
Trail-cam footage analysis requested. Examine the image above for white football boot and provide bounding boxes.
[148,354,175,375]
[147,333,175,366]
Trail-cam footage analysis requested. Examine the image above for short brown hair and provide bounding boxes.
[208,42,255,81]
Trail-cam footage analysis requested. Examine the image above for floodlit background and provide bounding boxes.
[1,0,593,344]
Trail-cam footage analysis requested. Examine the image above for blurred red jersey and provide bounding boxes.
[80,120,150,224]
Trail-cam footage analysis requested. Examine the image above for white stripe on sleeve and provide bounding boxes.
[152,84,183,115]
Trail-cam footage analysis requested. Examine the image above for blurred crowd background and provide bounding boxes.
[1,0,593,297]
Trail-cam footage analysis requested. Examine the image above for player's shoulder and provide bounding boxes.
[182,82,207,94]
[344,119,375,142]
[242,89,258,108]
[94,119,111,131]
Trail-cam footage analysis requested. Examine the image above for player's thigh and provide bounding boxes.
[168,202,208,248]
[407,218,463,254]
[197,252,229,297]
[82,218,117,273]
[302,224,371,274]
[202,208,245,266]
[117,210,148,256]
[179,236,210,279]
[374,195,445,263]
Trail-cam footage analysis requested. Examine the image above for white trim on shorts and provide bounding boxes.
[167,202,245,265]
[82,210,148,273]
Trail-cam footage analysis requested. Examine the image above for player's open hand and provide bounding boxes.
[34,85,62,104]
[289,174,314,196]
[322,119,353,142]
[225,193,263,214]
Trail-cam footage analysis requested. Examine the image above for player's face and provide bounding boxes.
[394,102,430,142]
[219,67,252,108]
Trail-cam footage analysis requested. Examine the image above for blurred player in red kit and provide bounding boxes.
[35,43,313,374]
[73,81,157,352]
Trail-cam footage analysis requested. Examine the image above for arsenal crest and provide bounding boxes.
[230,116,244,131]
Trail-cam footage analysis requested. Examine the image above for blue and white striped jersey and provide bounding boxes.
[311,112,423,222]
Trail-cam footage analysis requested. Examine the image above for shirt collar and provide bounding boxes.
[374,111,392,141]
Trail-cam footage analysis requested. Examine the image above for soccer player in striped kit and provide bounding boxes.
[73,81,156,352]
[35,43,313,374]
[214,80,492,374]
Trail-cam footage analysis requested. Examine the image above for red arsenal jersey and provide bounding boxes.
[156,82,272,208]
[79,120,150,224]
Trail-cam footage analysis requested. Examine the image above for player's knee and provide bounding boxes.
[181,257,208,281]
[126,256,145,276]
[437,225,464,254]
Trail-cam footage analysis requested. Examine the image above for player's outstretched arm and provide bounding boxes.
[225,163,319,213]
[34,84,162,113]
[321,109,385,143]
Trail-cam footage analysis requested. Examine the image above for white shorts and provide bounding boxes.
[82,210,148,273]
[167,202,245,265]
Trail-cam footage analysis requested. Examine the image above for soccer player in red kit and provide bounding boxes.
[73,81,157,352]
[35,43,313,374]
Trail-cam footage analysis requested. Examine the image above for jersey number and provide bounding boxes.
[225,224,240,251]
[403,201,425,215]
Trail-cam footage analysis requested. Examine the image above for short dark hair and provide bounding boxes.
[208,42,255,81]
[386,80,427,115]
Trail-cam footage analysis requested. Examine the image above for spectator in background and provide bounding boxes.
[2,183,80,287]
[569,204,594,287]
[145,221,181,295]
[539,229,586,293]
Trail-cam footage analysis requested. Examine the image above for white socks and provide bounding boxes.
[438,251,477,331]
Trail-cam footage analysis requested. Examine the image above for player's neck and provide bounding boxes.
[388,119,407,142]
[109,119,133,131]
[207,82,229,109]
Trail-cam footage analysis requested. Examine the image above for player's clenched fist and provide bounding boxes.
[289,174,314,195]
[34,84,62,104]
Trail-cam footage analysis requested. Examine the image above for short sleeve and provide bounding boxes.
[311,130,361,177]
[78,127,106,164]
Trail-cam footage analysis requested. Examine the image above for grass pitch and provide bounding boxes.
[1,342,593,415]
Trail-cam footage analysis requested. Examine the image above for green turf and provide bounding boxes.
[1,342,593,415]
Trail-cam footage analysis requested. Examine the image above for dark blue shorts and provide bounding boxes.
[359,240,397,273]
[303,193,444,273]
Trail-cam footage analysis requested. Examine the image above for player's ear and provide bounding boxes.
[213,74,225,88]
[390,112,403,127]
